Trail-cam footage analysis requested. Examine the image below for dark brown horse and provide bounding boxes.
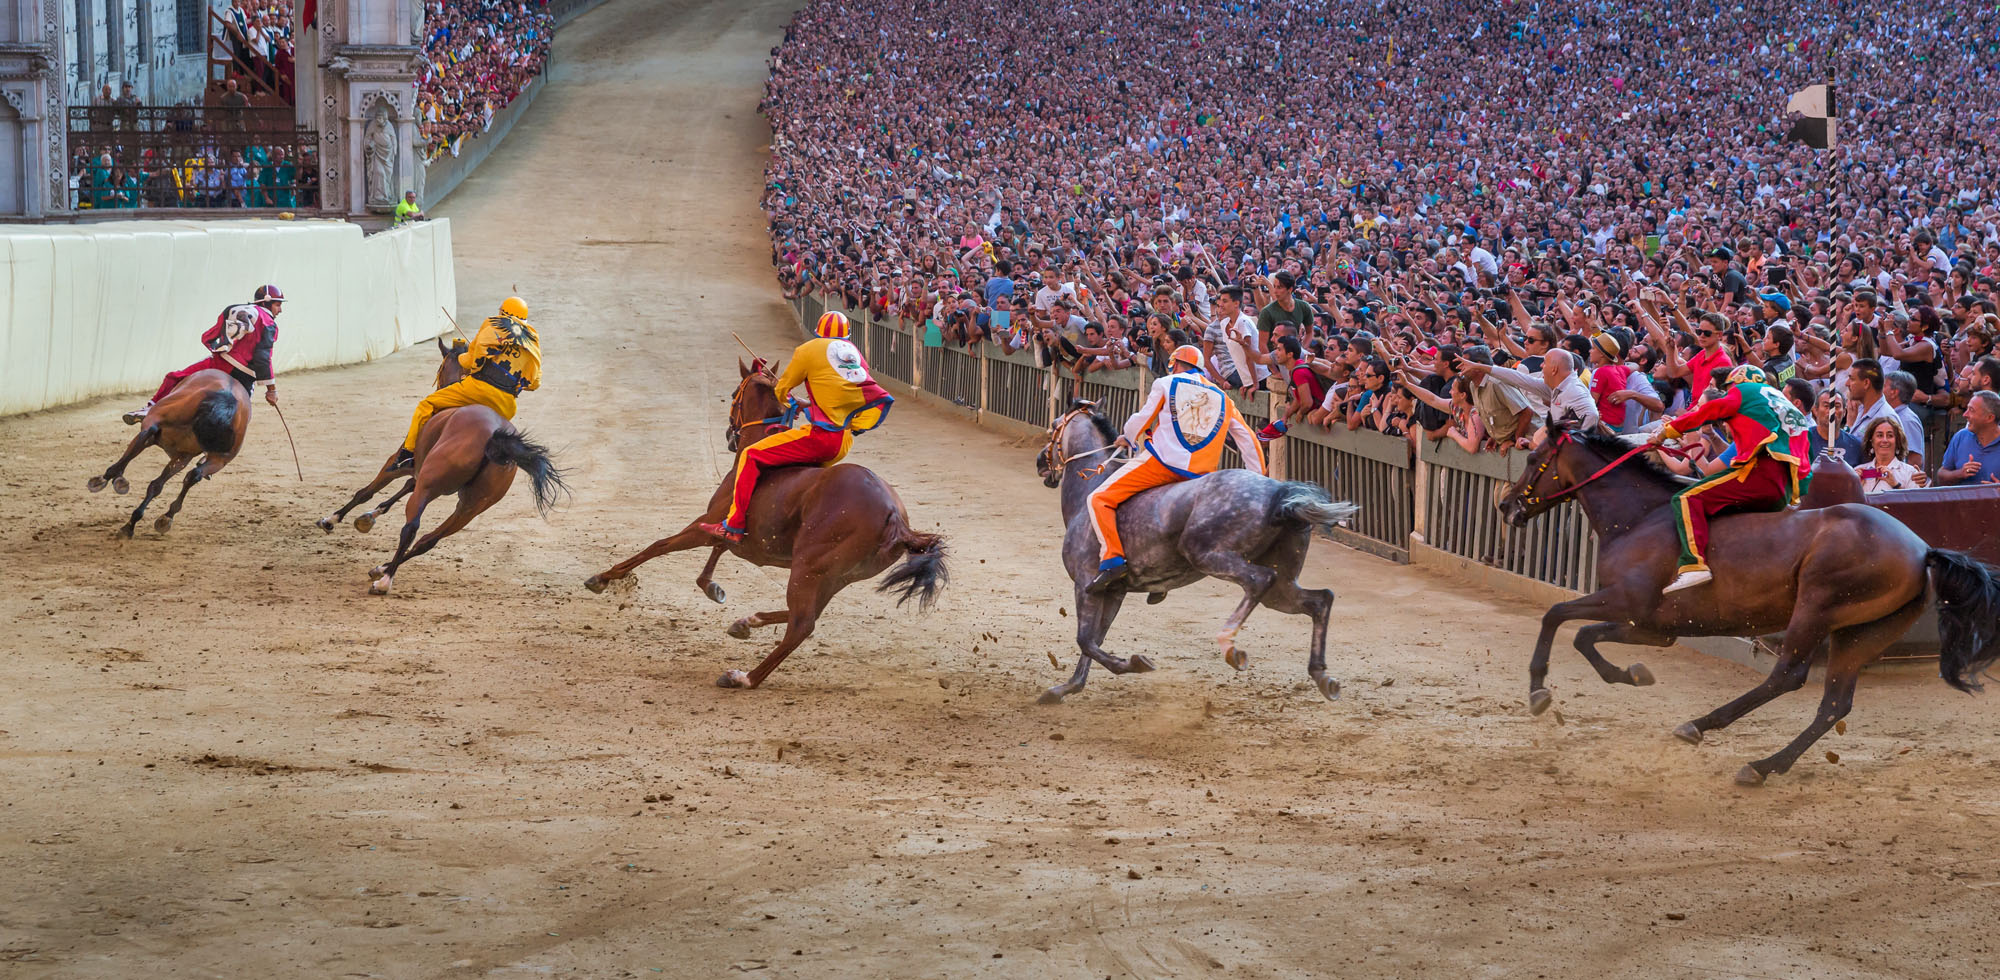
[1500,423,2000,785]
[352,338,567,595]
[582,360,947,689]
[90,369,252,538]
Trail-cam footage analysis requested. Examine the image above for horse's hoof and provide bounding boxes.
[1734,765,1767,787]
[315,516,335,533]
[584,575,607,594]
[1037,687,1067,705]
[353,513,376,534]
[1145,592,1167,605]
[1628,663,1656,686]
[113,478,130,495]
[87,477,107,493]
[369,564,387,578]
[704,582,726,604]
[1223,647,1250,671]
[1528,688,1553,716]
[368,577,392,596]
[1672,722,1703,745]
[115,525,135,540]
[1311,671,1342,701]
[1127,654,1156,673]
[726,619,753,641]
[153,517,172,534]
[717,669,753,689]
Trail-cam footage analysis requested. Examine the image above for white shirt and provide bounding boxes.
[1468,245,1499,279]
[1485,364,1600,431]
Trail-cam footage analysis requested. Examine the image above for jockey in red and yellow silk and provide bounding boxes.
[700,311,894,543]
[1085,345,1264,593]
[1648,364,1812,594]
[126,285,285,422]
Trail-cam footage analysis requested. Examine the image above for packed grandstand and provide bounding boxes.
[760,0,2000,482]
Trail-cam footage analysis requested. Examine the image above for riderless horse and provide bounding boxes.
[1035,401,1358,704]
[582,360,947,689]
[1501,421,2000,785]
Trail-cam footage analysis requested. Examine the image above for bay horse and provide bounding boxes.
[1499,421,2000,785]
[89,369,251,538]
[1033,402,1358,705]
[581,359,947,690]
[349,338,567,595]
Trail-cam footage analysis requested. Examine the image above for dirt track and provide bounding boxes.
[6,1,2000,977]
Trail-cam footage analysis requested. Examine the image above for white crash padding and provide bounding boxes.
[0,218,457,416]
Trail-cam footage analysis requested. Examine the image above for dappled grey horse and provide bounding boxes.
[1033,403,1359,704]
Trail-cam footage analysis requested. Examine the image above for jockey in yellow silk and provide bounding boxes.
[395,296,541,467]
[700,311,894,543]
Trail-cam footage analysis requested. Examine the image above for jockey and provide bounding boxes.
[699,311,894,543]
[125,285,284,422]
[1086,345,1264,593]
[394,297,541,467]
[1648,364,1812,593]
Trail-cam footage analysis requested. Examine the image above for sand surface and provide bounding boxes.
[5,1,2000,976]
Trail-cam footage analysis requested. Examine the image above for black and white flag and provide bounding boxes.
[1785,83,1836,149]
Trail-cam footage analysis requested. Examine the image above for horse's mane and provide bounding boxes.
[1572,427,1696,489]
[1084,410,1118,445]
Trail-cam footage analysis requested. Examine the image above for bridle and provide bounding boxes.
[726,367,787,452]
[1042,403,1125,477]
[1519,429,1686,507]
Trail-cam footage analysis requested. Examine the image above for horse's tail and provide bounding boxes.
[876,519,949,612]
[1927,549,2000,693]
[191,389,239,455]
[484,429,570,517]
[1273,480,1359,532]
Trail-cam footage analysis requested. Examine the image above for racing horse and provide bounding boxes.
[89,369,251,538]
[1499,421,2000,785]
[581,359,947,689]
[1034,402,1359,704]
[354,338,567,595]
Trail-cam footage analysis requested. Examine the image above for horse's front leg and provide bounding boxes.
[92,424,160,495]
[1527,588,1639,715]
[319,455,409,531]
[1572,622,1673,688]
[584,523,716,593]
[695,546,728,603]
[1040,589,1135,704]
[353,480,416,533]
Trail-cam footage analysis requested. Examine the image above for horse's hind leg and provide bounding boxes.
[695,547,728,603]
[1189,550,1276,670]
[155,454,231,533]
[1259,580,1339,700]
[1675,613,1828,745]
[369,490,437,594]
[119,453,191,538]
[1573,622,1673,688]
[92,425,159,495]
[1739,596,1924,786]
[1040,590,1134,705]
[371,493,489,595]
[353,480,415,533]
[584,524,714,594]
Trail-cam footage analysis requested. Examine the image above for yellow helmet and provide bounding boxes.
[500,296,529,319]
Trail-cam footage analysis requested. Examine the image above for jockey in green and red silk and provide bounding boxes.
[1648,364,1813,594]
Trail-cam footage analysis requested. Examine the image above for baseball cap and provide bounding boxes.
[1758,292,1793,312]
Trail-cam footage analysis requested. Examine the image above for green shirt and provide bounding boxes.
[394,198,421,224]
[1257,297,1315,338]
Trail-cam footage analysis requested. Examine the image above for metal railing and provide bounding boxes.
[983,344,1054,429]
[1420,440,1599,593]
[67,105,317,210]
[1066,364,1145,424]
[864,312,914,385]
[924,343,982,411]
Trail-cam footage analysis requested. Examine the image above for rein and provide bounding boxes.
[1044,405,1129,477]
[1524,433,1689,507]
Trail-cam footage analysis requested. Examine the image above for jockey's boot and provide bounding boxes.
[122,403,153,425]
[391,448,416,469]
[1086,556,1130,594]
[1663,567,1713,594]
[698,521,746,544]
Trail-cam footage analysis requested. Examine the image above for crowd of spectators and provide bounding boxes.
[222,0,296,103]
[418,0,555,162]
[73,82,317,210]
[760,0,2000,487]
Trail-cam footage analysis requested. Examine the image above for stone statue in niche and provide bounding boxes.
[363,102,396,208]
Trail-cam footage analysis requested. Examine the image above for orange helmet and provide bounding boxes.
[815,311,851,339]
[1170,345,1204,371]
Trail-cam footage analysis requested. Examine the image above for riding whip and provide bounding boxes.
[439,306,472,345]
[269,398,305,481]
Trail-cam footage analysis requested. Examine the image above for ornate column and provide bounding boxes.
[315,0,420,218]
[0,0,66,216]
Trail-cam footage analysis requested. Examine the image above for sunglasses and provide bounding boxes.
[1695,330,1719,338]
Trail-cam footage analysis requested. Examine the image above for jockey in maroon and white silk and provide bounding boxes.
[126,285,286,423]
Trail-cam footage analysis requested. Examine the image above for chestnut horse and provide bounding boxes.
[1500,423,2000,785]
[90,369,251,538]
[582,360,946,689]
[337,338,567,595]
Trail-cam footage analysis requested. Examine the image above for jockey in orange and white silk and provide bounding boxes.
[1085,345,1264,593]
[700,311,894,543]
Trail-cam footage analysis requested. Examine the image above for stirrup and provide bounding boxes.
[392,448,416,468]
[699,521,745,543]
[1086,560,1130,594]
[1663,568,1713,594]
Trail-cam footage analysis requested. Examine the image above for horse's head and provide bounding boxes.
[1497,417,1590,527]
[1038,400,1109,489]
[435,336,469,390]
[727,358,783,453]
